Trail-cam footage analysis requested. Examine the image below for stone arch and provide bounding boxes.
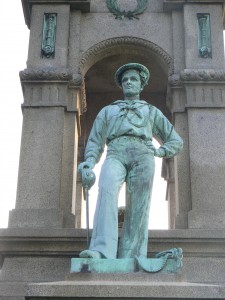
[79,36,174,137]
[79,36,174,76]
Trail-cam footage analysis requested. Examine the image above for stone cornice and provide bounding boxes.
[19,68,85,113]
[169,69,225,86]
[181,69,225,81]
[20,68,73,82]
[0,228,225,259]
[21,0,90,28]
[163,0,224,12]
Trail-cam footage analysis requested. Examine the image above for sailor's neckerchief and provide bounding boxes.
[110,100,149,128]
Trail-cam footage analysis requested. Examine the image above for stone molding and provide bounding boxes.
[1,228,225,257]
[20,68,87,112]
[26,281,225,299]
[164,0,224,13]
[20,68,73,82]
[79,37,174,75]
[169,69,225,87]
[181,69,225,82]
[168,70,225,111]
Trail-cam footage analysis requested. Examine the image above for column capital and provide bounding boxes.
[22,0,90,28]
[20,67,72,82]
[164,0,224,12]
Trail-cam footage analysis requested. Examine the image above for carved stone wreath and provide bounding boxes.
[106,0,148,20]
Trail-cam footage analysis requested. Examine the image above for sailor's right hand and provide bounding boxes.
[78,160,95,174]
[78,160,96,189]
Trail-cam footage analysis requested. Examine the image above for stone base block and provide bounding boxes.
[67,272,185,282]
[0,257,71,282]
[25,279,225,299]
[8,209,64,228]
[188,210,225,229]
[0,297,24,300]
[0,282,25,298]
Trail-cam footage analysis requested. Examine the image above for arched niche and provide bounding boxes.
[75,37,175,229]
[79,37,174,136]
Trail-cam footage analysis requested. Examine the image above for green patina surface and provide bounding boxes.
[197,13,212,58]
[41,13,57,58]
[78,64,183,265]
[71,248,183,274]
[106,0,148,20]
[71,258,137,274]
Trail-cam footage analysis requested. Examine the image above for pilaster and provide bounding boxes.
[169,69,225,229]
[8,67,86,228]
[167,0,225,229]
[182,70,225,229]
[7,0,89,229]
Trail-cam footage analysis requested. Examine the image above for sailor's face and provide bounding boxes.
[121,69,142,98]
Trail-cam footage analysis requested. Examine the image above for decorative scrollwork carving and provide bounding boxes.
[20,68,72,81]
[180,69,225,81]
[106,0,147,20]
[168,69,225,87]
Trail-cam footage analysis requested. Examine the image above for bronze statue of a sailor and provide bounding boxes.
[78,63,183,259]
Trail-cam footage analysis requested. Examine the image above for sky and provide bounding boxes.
[0,1,29,228]
[0,1,172,229]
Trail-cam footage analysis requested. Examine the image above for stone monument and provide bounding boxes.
[1,0,225,299]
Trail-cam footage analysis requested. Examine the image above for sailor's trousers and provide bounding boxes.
[89,136,155,258]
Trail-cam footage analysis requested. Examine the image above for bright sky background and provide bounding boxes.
[0,1,29,228]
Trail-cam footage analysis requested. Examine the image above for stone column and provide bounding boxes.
[168,81,191,229]
[186,82,225,229]
[183,3,225,229]
[8,4,82,228]
[167,9,191,229]
[167,2,225,229]
[161,158,175,229]
[8,70,84,228]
